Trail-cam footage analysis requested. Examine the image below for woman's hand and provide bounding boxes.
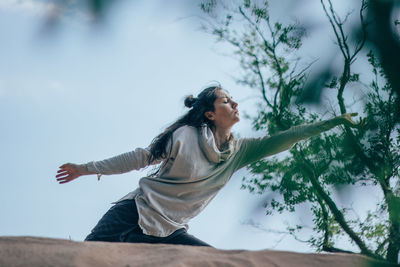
[56,163,86,184]
[337,113,366,129]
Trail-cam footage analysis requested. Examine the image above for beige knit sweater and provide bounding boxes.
[86,118,340,237]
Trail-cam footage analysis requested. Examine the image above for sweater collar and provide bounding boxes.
[198,124,235,163]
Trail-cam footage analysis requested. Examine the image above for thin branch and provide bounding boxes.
[314,190,331,247]
[350,0,368,63]
[375,238,390,255]
[238,7,274,54]
[238,5,285,116]
[292,59,319,80]
[253,57,274,108]
[264,16,285,109]
[321,0,347,58]
[327,0,351,58]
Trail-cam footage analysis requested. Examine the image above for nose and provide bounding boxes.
[231,100,238,109]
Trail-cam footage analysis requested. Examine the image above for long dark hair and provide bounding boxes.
[148,85,222,164]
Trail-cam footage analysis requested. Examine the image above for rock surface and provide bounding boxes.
[0,236,397,267]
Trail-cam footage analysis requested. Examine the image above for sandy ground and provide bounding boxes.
[0,236,397,267]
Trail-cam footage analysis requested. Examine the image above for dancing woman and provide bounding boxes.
[56,85,362,247]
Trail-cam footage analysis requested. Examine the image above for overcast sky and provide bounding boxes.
[0,0,373,252]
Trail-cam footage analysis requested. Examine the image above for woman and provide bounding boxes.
[56,85,362,247]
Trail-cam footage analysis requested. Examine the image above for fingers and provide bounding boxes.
[340,112,367,129]
[56,176,67,183]
[56,175,75,184]
[57,178,72,184]
[56,173,71,180]
[56,168,73,177]
[351,117,367,129]
[55,163,83,184]
[358,118,368,128]
[56,177,68,182]
[56,163,75,184]
[56,172,68,178]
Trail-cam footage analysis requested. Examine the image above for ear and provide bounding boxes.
[204,111,215,121]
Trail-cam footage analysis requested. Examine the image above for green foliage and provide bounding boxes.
[200,0,217,13]
[201,0,399,262]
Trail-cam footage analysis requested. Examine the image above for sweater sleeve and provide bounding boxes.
[85,147,163,180]
[236,118,340,169]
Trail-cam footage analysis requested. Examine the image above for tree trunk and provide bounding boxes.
[297,150,377,259]
[386,195,400,263]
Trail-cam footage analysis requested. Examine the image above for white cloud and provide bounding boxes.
[0,0,92,25]
[0,0,55,16]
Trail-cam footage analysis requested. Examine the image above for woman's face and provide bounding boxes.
[205,89,240,129]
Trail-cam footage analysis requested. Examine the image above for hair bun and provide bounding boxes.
[184,95,197,108]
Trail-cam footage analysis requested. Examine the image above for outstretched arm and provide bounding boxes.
[56,147,162,184]
[236,113,364,169]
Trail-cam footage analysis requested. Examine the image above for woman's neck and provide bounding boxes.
[210,125,232,150]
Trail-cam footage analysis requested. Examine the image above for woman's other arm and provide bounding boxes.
[237,113,364,169]
[56,147,161,184]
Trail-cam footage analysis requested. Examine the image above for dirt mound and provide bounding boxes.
[0,236,396,267]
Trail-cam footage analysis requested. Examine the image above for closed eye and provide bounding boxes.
[222,97,232,103]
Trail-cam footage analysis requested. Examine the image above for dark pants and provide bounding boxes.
[85,199,211,247]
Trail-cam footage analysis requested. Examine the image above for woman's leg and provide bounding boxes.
[164,229,212,247]
[123,227,211,247]
[85,199,211,247]
[85,199,139,242]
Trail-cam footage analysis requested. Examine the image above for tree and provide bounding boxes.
[200,0,399,263]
